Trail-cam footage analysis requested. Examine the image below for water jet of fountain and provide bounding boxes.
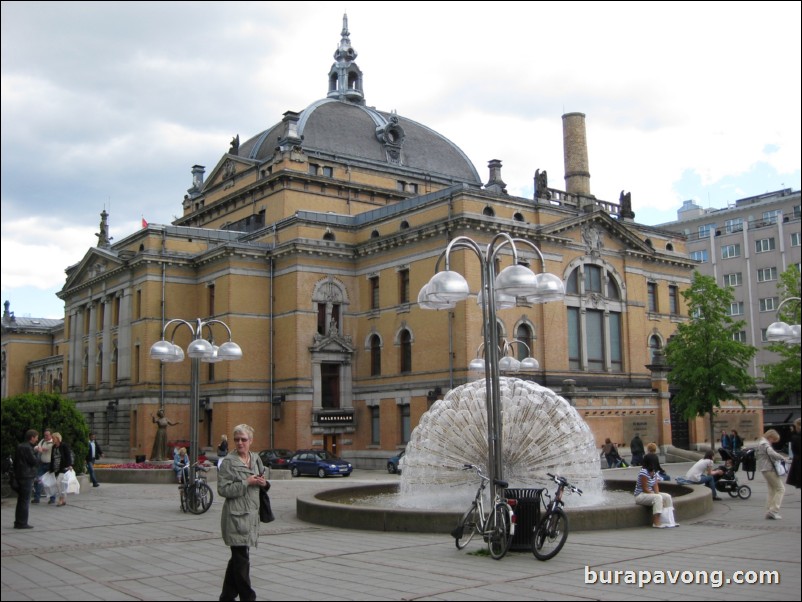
[400,377,603,507]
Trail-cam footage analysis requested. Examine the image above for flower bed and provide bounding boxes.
[94,462,168,470]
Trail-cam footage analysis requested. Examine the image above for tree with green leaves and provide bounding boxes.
[762,267,801,405]
[665,272,757,447]
[1,393,90,474]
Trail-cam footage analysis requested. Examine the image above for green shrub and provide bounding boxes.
[1,393,90,474]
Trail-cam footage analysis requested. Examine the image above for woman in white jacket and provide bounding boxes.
[217,424,266,601]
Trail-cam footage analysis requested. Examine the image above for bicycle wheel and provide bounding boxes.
[187,481,214,514]
[487,504,512,560]
[453,503,479,550]
[532,508,568,561]
[179,485,188,513]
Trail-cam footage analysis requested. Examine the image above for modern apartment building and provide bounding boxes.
[658,188,801,390]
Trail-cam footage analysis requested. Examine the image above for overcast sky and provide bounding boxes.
[2,1,800,319]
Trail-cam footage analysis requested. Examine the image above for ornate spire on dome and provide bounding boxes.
[327,13,365,105]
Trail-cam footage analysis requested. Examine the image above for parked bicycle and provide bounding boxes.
[179,462,213,514]
[451,464,517,560]
[532,472,582,561]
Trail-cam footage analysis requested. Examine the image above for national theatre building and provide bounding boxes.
[2,18,763,462]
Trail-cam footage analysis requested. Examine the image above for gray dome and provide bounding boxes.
[239,99,481,186]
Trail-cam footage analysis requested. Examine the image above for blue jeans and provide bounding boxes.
[33,462,54,502]
[697,474,719,498]
[87,461,98,486]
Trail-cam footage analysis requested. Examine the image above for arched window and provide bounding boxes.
[513,212,524,222]
[565,262,625,372]
[400,329,412,373]
[649,334,663,363]
[369,334,381,376]
[515,323,534,361]
[483,206,495,217]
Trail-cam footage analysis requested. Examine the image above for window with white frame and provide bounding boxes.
[757,267,778,282]
[722,244,740,259]
[755,238,776,253]
[763,209,781,224]
[729,302,744,316]
[698,223,715,238]
[724,218,743,233]
[759,297,778,312]
[791,232,801,247]
[761,328,768,343]
[732,331,747,343]
[690,249,708,263]
[723,272,742,287]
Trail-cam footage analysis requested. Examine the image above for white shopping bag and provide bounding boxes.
[41,471,59,497]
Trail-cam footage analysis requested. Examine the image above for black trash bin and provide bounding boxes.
[505,488,544,552]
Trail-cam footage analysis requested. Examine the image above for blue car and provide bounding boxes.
[387,450,405,474]
[290,450,353,478]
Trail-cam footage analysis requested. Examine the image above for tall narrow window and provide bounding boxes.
[398,269,410,304]
[647,282,658,312]
[584,265,602,293]
[668,285,679,315]
[370,276,380,310]
[113,295,121,326]
[208,284,215,316]
[515,324,533,361]
[370,335,381,376]
[135,290,142,319]
[400,329,412,373]
[321,363,340,409]
[400,404,411,444]
[370,406,380,445]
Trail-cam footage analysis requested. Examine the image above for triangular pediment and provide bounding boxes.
[202,154,259,192]
[62,247,125,291]
[540,209,655,254]
[309,333,355,354]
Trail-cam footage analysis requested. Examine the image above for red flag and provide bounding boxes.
[142,218,148,228]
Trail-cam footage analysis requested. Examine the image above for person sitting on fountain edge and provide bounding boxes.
[634,454,678,528]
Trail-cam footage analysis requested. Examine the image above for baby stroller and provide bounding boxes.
[715,448,753,500]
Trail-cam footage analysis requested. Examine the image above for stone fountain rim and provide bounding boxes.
[296,477,713,533]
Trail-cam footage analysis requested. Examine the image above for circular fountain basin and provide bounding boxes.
[296,477,712,533]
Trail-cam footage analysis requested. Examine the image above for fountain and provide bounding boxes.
[297,377,712,532]
[401,378,603,506]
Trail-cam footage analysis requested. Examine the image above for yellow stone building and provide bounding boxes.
[3,18,762,462]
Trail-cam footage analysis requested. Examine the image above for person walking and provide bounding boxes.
[33,428,55,504]
[720,430,732,452]
[630,433,645,466]
[756,429,787,520]
[217,424,266,602]
[601,438,620,468]
[49,433,74,507]
[86,432,103,488]
[14,429,39,529]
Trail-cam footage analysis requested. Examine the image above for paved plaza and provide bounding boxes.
[2,462,799,601]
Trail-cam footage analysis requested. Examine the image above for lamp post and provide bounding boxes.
[150,318,243,480]
[766,297,801,345]
[419,233,564,498]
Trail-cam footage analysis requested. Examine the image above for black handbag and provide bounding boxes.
[259,483,275,523]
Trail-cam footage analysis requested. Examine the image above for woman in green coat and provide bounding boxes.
[218,424,266,601]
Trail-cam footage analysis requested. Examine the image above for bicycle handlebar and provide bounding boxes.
[546,472,583,495]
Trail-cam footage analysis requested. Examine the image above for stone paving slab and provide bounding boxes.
[2,463,799,601]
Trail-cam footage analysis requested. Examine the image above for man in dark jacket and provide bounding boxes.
[14,429,39,529]
[630,434,645,466]
[86,432,103,487]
